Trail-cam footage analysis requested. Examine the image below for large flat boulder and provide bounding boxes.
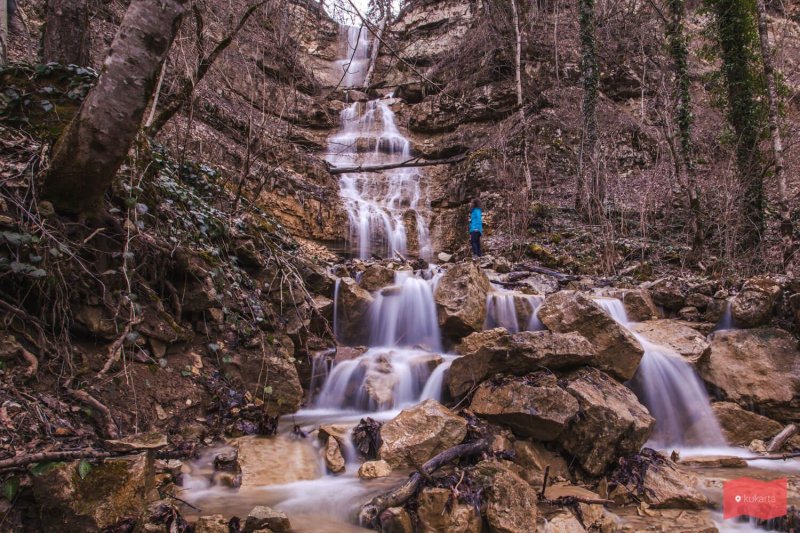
[712,401,800,449]
[434,262,493,340]
[31,454,153,531]
[538,292,644,380]
[631,320,710,365]
[335,277,374,343]
[558,368,654,476]
[611,452,708,509]
[448,329,596,397]
[731,276,782,328]
[416,487,482,533]
[699,329,800,423]
[379,399,467,468]
[475,460,539,533]
[470,374,579,441]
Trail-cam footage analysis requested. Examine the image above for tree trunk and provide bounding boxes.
[1,0,8,65]
[43,0,187,216]
[666,0,704,263]
[42,0,90,65]
[755,0,794,275]
[363,0,388,88]
[510,0,532,189]
[577,0,601,220]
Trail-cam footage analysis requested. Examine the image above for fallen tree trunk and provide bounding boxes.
[328,155,466,175]
[0,450,113,470]
[358,438,490,526]
[767,424,798,453]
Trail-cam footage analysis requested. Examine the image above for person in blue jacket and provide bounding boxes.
[469,198,483,258]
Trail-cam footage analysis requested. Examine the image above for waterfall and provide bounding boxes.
[332,278,341,341]
[714,299,735,331]
[593,297,726,448]
[326,27,433,260]
[369,271,442,351]
[336,25,370,88]
[484,289,545,333]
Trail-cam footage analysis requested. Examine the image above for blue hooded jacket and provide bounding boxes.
[470,207,483,234]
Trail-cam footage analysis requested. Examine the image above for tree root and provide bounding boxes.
[358,438,491,527]
[19,347,38,380]
[97,317,142,378]
[65,386,120,439]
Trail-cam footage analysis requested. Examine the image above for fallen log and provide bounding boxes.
[516,263,577,281]
[0,450,112,470]
[767,424,798,453]
[358,438,491,526]
[328,155,466,175]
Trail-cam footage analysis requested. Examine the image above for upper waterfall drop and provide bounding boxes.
[326,25,433,260]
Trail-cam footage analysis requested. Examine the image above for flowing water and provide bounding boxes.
[592,297,726,449]
[326,27,433,260]
[484,288,545,333]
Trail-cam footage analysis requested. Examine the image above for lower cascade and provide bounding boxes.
[593,298,726,448]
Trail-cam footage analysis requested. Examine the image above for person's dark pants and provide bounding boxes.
[470,231,482,257]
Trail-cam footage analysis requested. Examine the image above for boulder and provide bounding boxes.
[360,264,396,292]
[542,485,618,532]
[237,435,318,488]
[31,453,153,531]
[542,510,586,532]
[323,437,346,474]
[611,453,708,509]
[712,402,800,448]
[195,515,230,533]
[434,262,493,340]
[448,329,596,397]
[475,461,539,533]
[243,506,290,533]
[437,252,454,263]
[380,507,414,533]
[417,487,482,533]
[379,399,467,468]
[631,320,711,365]
[470,374,579,441]
[538,292,644,380]
[334,345,368,363]
[558,368,654,476]
[357,460,392,479]
[512,440,571,486]
[646,278,686,311]
[601,289,660,321]
[335,277,374,343]
[699,329,800,423]
[261,355,304,417]
[731,276,782,328]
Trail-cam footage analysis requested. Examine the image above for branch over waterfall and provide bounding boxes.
[327,155,467,175]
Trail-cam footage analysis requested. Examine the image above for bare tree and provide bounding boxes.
[1,0,8,65]
[363,0,390,88]
[576,0,602,221]
[755,0,794,275]
[146,1,266,135]
[43,0,187,216]
[510,0,532,190]
[42,0,90,65]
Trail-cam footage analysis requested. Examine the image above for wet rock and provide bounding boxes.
[699,329,800,423]
[470,374,579,441]
[236,435,319,487]
[538,292,644,380]
[75,306,117,339]
[437,251,454,263]
[360,264,396,292]
[711,402,800,448]
[379,399,467,468]
[512,440,570,486]
[678,306,701,321]
[434,262,493,340]
[600,288,660,321]
[379,507,414,533]
[686,293,714,311]
[475,460,539,533]
[105,432,168,453]
[678,455,747,468]
[558,368,654,476]
[261,355,304,417]
[542,510,586,532]
[448,329,596,397]
[334,345,368,363]
[195,515,230,533]
[32,453,153,531]
[646,278,686,311]
[335,277,374,343]
[542,485,618,532]
[357,459,392,479]
[631,320,711,365]
[493,256,513,273]
[417,487,482,533]
[611,453,708,509]
[324,437,346,474]
[731,275,782,328]
[363,358,399,408]
[243,505,290,533]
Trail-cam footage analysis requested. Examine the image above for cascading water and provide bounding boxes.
[593,297,726,448]
[484,288,545,333]
[326,28,433,260]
